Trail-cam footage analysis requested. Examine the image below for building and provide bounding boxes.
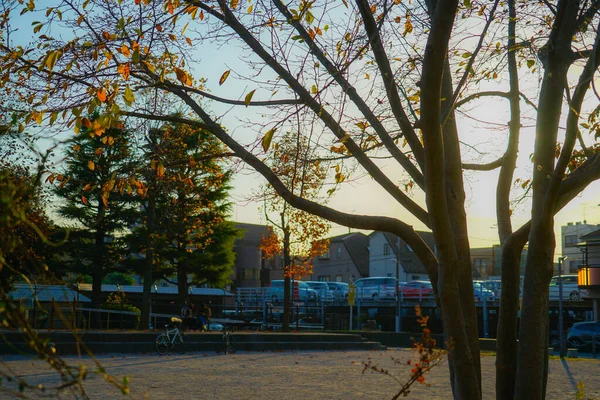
[232,222,284,288]
[310,232,369,283]
[576,229,600,320]
[368,231,433,281]
[470,246,498,279]
[561,221,600,273]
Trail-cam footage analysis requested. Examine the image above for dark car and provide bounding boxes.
[566,321,600,350]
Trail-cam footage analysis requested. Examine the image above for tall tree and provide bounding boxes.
[5,1,600,398]
[53,118,135,318]
[124,121,239,326]
[148,121,239,305]
[258,131,330,331]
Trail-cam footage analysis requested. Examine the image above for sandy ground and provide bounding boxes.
[1,349,599,399]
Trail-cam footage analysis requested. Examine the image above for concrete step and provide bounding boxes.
[0,331,386,355]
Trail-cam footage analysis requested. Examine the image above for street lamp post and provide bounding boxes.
[558,256,568,358]
[395,257,401,333]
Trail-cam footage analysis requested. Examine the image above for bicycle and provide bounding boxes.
[155,317,186,355]
[220,325,236,355]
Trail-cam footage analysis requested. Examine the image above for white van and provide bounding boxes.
[549,274,588,301]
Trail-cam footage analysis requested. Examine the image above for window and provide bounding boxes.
[411,275,419,280]
[320,248,331,259]
[335,275,343,282]
[318,276,330,282]
[336,247,342,258]
[383,243,390,255]
[565,234,579,247]
[239,268,260,280]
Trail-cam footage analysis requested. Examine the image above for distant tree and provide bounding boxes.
[0,163,56,291]
[125,121,238,324]
[53,118,136,318]
[258,132,330,331]
[103,272,135,286]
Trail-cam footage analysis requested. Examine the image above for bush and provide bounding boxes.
[100,292,140,330]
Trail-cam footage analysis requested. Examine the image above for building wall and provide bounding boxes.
[368,232,426,281]
[311,241,362,283]
[561,222,600,274]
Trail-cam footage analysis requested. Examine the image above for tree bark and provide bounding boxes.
[92,202,106,329]
[141,197,156,330]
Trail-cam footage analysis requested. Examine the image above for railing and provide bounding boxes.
[578,264,600,288]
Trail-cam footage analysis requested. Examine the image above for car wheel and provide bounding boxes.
[550,336,560,348]
[570,292,581,301]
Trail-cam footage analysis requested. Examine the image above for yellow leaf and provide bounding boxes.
[175,68,191,85]
[262,128,276,152]
[35,112,43,125]
[244,89,256,106]
[120,44,131,57]
[44,50,61,72]
[219,70,231,86]
[311,85,318,94]
[157,162,165,178]
[247,4,253,12]
[87,160,95,171]
[117,63,131,80]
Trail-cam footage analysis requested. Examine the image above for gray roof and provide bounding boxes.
[330,232,370,277]
[76,284,233,296]
[10,284,91,303]
[235,222,271,246]
[580,228,600,242]
[381,231,434,275]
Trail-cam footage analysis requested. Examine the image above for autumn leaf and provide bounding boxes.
[120,44,131,57]
[81,118,92,128]
[101,195,109,207]
[157,162,165,178]
[244,89,256,106]
[44,50,62,72]
[117,63,131,80]
[219,70,230,85]
[403,18,413,37]
[231,0,239,9]
[262,128,276,152]
[97,88,107,102]
[175,68,192,85]
[82,195,88,205]
[87,160,95,171]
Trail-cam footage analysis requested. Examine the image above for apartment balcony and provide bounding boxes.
[578,265,600,292]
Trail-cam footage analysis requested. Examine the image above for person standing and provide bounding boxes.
[198,303,211,332]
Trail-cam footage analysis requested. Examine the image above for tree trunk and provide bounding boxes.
[495,232,526,399]
[514,222,555,399]
[441,58,481,395]
[282,228,291,332]
[177,259,188,307]
[92,203,106,329]
[141,198,156,330]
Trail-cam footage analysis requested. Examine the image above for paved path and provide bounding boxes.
[1,349,599,399]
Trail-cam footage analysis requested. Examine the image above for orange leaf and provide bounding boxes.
[97,88,107,102]
[81,118,92,128]
[82,195,88,205]
[219,70,230,86]
[87,160,95,170]
[120,44,131,57]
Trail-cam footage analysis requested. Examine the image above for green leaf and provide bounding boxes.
[262,128,276,152]
[464,0,472,8]
[123,86,134,106]
[527,59,535,68]
[244,89,256,106]
[305,11,314,25]
[311,85,318,94]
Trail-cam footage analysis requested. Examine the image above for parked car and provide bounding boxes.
[566,321,600,350]
[305,281,335,302]
[268,280,318,303]
[473,282,496,302]
[549,274,588,301]
[353,277,396,301]
[325,282,349,301]
[207,322,224,331]
[398,281,435,300]
[475,280,502,297]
